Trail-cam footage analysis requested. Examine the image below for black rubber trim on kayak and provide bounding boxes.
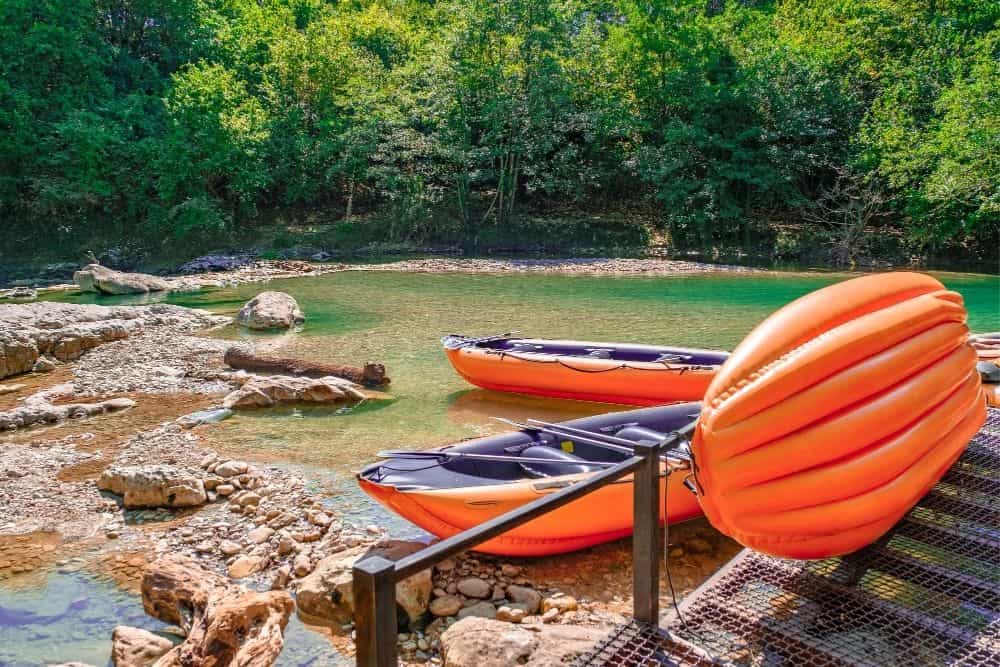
[484,349,718,374]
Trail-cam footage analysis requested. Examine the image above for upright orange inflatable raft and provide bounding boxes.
[691,272,985,559]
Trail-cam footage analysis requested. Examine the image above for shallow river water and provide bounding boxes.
[6,267,997,665]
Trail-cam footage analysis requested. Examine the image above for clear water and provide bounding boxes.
[51,268,1000,471]
[0,569,344,666]
[0,571,166,667]
[13,267,996,663]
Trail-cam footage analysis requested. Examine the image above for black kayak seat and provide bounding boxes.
[518,446,606,478]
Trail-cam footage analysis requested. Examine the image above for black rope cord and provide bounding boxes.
[485,349,718,374]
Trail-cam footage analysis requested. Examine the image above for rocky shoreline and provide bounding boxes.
[4,254,754,300]
[0,288,738,666]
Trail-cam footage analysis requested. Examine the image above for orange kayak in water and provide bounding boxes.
[358,403,704,556]
[443,335,728,405]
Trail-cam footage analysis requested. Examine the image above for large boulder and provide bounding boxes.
[74,264,170,295]
[141,555,293,667]
[111,626,173,667]
[98,465,207,508]
[440,617,610,667]
[296,540,432,628]
[236,292,304,330]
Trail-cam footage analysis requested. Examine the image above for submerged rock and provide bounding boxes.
[111,625,173,667]
[236,291,304,330]
[74,264,170,295]
[221,375,365,409]
[97,465,207,509]
[176,408,233,428]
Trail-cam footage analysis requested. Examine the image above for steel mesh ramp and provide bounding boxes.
[575,407,1000,667]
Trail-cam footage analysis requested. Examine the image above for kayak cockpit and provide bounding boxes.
[359,402,700,491]
[443,335,728,367]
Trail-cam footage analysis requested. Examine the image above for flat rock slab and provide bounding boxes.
[0,302,228,380]
[440,616,610,667]
[74,264,170,294]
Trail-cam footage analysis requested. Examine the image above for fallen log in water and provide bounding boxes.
[141,555,294,666]
[224,346,389,387]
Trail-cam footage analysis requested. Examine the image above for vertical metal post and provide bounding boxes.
[632,440,661,624]
[353,555,397,667]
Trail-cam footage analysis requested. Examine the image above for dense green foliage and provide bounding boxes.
[2,0,997,265]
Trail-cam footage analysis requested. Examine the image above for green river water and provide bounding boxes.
[3,267,998,665]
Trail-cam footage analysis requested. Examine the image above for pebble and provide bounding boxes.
[228,555,263,579]
[500,564,522,577]
[541,595,578,614]
[429,595,463,617]
[247,526,274,544]
[219,540,242,556]
[277,537,295,556]
[506,585,542,614]
[541,608,560,623]
[496,606,526,623]
[457,601,497,620]
[271,565,291,590]
[293,553,313,577]
[215,460,248,478]
[216,484,235,496]
[457,577,491,599]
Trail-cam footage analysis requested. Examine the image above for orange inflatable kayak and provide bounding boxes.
[444,335,728,405]
[692,272,985,559]
[358,403,703,556]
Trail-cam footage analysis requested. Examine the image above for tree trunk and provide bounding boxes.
[224,346,389,387]
[344,178,355,222]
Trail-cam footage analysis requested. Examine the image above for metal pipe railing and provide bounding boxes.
[353,438,672,666]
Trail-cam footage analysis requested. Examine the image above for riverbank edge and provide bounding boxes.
[5,255,761,299]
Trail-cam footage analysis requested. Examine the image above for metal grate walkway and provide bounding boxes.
[575,407,1000,667]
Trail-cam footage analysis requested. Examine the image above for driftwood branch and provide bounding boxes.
[224,346,389,387]
[141,555,294,667]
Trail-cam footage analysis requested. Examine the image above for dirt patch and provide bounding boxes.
[5,391,222,455]
[0,531,64,585]
[519,518,742,615]
[88,548,152,595]
[0,367,75,411]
